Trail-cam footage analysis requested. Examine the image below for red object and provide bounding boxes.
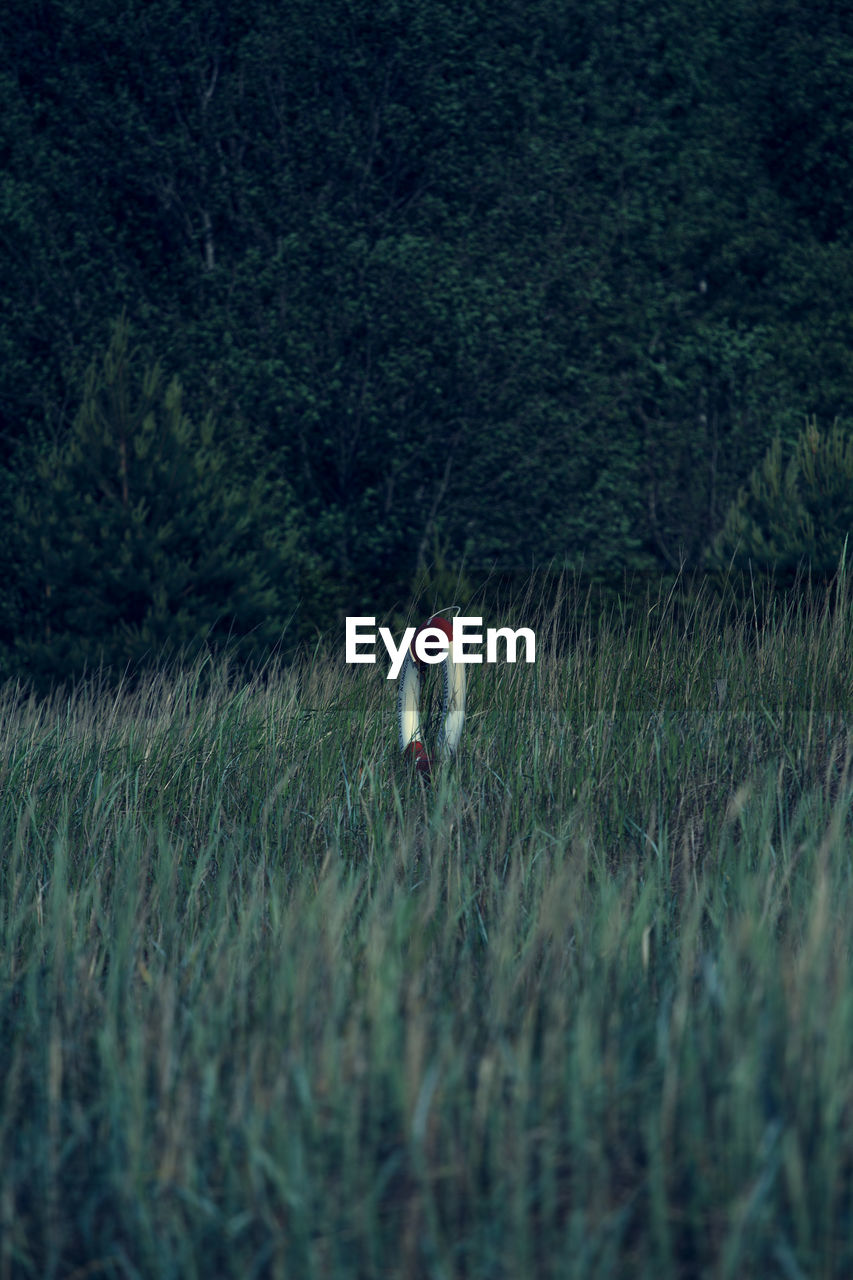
[411,614,454,668]
[404,740,432,777]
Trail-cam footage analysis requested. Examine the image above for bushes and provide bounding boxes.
[706,415,853,582]
[0,317,305,695]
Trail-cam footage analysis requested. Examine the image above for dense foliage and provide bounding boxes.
[708,415,853,583]
[2,0,853,678]
[0,316,301,692]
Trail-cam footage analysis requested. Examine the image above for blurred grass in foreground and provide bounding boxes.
[1,566,853,1278]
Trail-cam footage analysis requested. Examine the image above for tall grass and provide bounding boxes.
[1,568,852,1277]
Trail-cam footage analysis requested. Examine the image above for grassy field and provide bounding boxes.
[1,571,852,1278]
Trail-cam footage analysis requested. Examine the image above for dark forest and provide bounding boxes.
[2,0,852,689]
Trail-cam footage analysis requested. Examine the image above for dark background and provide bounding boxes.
[2,0,852,692]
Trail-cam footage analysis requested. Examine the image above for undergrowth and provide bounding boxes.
[1,566,852,1278]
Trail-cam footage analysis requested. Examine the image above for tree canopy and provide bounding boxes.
[2,0,852,683]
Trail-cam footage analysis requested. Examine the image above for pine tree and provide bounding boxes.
[705,416,853,583]
[6,316,303,693]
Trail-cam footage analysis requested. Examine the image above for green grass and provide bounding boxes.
[2,570,853,1277]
